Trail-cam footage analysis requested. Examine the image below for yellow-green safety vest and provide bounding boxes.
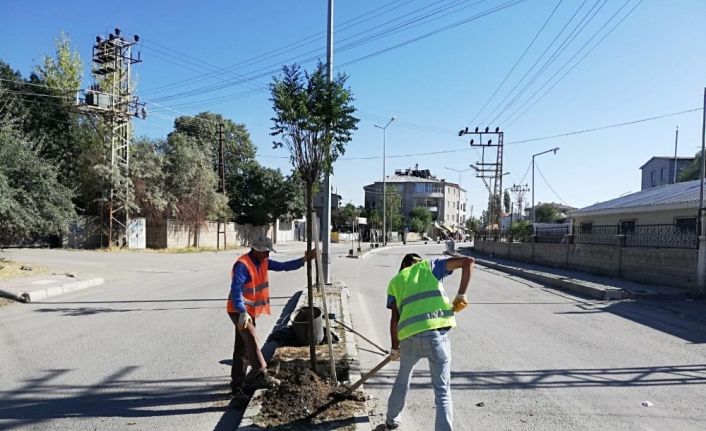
[387,260,456,341]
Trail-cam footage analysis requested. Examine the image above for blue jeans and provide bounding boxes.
[386,329,453,430]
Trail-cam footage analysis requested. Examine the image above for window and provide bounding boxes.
[580,222,593,233]
[660,168,664,180]
[651,171,655,183]
[675,216,697,232]
[619,219,636,234]
[414,183,432,194]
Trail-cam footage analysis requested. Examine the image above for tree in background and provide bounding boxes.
[130,137,168,222]
[509,220,532,239]
[170,112,256,177]
[503,190,511,214]
[409,206,432,233]
[534,203,560,223]
[384,185,403,233]
[228,162,304,226]
[678,151,701,182]
[163,133,229,246]
[270,62,358,371]
[0,126,74,244]
[333,203,360,229]
[465,216,481,233]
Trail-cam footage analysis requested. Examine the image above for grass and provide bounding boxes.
[0,258,48,281]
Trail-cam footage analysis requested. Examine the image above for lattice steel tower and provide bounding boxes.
[80,28,144,248]
[459,126,505,226]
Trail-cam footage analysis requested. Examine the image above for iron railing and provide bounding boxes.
[474,222,697,249]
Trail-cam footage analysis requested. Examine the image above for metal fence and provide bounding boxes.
[474,222,698,249]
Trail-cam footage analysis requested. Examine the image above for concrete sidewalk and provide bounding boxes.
[457,246,688,301]
[0,274,105,303]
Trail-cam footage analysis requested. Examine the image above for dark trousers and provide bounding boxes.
[228,312,267,388]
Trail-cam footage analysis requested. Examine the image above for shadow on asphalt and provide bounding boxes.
[0,367,240,431]
[362,363,706,390]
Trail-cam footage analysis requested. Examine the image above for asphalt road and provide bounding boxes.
[2,243,706,430]
[340,244,706,431]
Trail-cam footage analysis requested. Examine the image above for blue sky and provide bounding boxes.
[1,0,705,215]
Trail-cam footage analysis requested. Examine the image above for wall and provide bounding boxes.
[572,208,698,226]
[473,239,698,292]
[146,220,275,249]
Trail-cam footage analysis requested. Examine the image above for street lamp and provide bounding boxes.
[375,116,395,245]
[531,147,560,226]
[445,166,471,228]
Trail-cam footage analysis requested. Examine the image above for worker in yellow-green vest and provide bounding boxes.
[384,253,474,431]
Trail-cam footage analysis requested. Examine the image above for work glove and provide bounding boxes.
[389,348,400,361]
[237,313,252,331]
[452,294,469,313]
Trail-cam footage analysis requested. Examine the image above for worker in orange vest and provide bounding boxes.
[227,234,315,395]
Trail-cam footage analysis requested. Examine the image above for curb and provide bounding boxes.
[238,283,370,431]
[0,277,105,303]
[472,258,627,300]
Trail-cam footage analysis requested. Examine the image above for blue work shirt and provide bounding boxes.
[229,250,305,313]
[386,258,452,309]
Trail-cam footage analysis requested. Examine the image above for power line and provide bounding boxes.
[535,160,568,205]
[503,0,643,128]
[480,0,589,126]
[469,0,563,126]
[489,0,607,125]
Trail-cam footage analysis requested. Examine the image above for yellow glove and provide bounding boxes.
[238,313,252,330]
[452,294,469,313]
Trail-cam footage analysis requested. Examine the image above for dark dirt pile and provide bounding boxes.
[256,368,366,428]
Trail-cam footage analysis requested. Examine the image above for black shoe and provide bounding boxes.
[385,420,399,430]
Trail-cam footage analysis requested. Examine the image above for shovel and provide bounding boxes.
[333,355,392,399]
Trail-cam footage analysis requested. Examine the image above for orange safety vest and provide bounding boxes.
[227,253,271,317]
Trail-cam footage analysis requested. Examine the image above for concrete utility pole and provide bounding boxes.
[322,0,334,283]
[673,125,679,184]
[531,147,559,226]
[459,126,504,226]
[511,183,530,219]
[375,117,395,245]
[216,123,227,250]
[697,88,706,293]
[79,28,144,249]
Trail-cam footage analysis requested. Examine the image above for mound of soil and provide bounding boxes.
[256,368,366,429]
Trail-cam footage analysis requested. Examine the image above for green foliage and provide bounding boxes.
[34,32,82,93]
[534,203,560,223]
[171,112,256,176]
[163,133,229,231]
[384,185,403,232]
[509,220,531,237]
[409,206,432,233]
[228,162,304,226]
[678,151,701,182]
[270,63,359,185]
[130,137,168,221]
[465,217,481,232]
[333,203,360,228]
[0,126,75,243]
[503,190,511,213]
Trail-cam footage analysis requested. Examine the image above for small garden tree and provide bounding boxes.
[409,206,432,233]
[270,63,358,370]
[534,203,560,223]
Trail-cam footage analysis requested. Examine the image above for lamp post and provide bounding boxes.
[531,147,560,226]
[445,167,471,229]
[375,117,395,246]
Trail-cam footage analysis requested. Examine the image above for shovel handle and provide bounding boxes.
[345,355,393,394]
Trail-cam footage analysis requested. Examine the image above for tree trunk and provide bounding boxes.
[305,182,317,372]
